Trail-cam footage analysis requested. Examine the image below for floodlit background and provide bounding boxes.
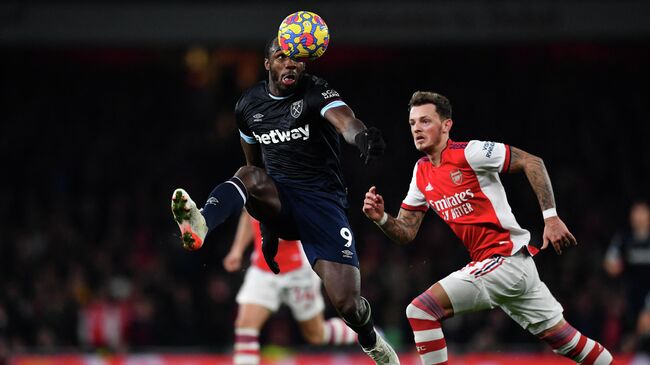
[1,1,649,364]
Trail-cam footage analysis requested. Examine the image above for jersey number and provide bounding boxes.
[340,227,353,247]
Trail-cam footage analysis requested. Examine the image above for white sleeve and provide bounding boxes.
[464,140,511,173]
[401,162,429,211]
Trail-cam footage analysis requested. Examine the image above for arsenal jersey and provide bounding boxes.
[401,139,535,261]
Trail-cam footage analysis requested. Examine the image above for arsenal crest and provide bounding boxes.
[450,169,463,185]
[290,100,303,118]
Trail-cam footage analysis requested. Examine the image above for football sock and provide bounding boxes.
[322,317,358,345]
[342,297,377,349]
[202,177,247,234]
[234,328,260,365]
[538,322,613,364]
[406,290,449,365]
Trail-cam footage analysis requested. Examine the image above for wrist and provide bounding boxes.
[375,212,388,226]
[542,208,558,220]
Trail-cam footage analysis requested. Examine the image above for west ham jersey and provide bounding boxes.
[401,139,536,262]
[236,74,348,205]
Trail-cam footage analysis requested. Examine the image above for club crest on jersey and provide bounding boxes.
[450,169,463,185]
[290,100,303,118]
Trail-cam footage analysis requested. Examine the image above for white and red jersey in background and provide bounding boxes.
[250,219,304,273]
[401,139,538,261]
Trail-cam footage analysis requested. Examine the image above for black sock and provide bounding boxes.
[201,177,247,234]
[343,297,377,349]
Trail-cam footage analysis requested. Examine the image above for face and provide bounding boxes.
[264,44,305,95]
[630,203,650,232]
[409,104,452,153]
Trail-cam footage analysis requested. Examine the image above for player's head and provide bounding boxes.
[630,200,650,234]
[408,91,453,153]
[264,37,305,95]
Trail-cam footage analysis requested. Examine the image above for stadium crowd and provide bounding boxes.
[0,44,648,360]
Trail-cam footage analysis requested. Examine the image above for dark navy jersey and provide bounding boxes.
[236,74,349,206]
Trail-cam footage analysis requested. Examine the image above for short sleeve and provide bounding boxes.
[400,162,429,212]
[304,78,348,117]
[464,140,510,173]
[235,98,257,144]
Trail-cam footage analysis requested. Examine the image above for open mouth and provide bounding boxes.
[415,135,425,143]
[281,73,296,86]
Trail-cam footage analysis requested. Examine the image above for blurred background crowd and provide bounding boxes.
[1,0,649,362]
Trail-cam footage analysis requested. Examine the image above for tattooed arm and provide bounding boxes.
[508,146,577,254]
[507,147,555,210]
[363,186,425,244]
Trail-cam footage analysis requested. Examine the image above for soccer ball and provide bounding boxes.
[278,11,329,62]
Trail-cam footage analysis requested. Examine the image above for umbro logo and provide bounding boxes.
[342,250,354,258]
[206,197,219,205]
[253,113,264,122]
[425,183,434,191]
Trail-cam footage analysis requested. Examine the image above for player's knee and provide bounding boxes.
[406,296,443,322]
[235,166,269,194]
[329,295,359,320]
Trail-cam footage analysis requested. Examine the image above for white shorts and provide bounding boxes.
[236,265,325,322]
[439,250,564,335]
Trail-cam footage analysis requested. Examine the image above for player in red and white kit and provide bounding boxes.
[223,210,357,365]
[363,91,614,365]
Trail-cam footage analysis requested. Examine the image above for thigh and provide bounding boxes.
[236,267,282,312]
[235,303,273,330]
[280,266,325,321]
[235,166,283,223]
[438,256,508,315]
[498,255,564,335]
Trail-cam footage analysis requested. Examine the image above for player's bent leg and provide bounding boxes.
[406,283,454,365]
[536,318,614,365]
[171,188,208,250]
[233,303,273,365]
[234,166,282,221]
[314,260,399,364]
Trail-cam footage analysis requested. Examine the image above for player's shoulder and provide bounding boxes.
[236,81,267,110]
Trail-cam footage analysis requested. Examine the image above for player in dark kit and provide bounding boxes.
[171,38,400,365]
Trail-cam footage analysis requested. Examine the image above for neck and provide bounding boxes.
[427,136,449,166]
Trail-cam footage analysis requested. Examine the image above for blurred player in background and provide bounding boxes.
[363,91,614,365]
[171,37,399,364]
[604,200,650,352]
[223,210,357,365]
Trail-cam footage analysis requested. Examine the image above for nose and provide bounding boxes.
[284,57,298,68]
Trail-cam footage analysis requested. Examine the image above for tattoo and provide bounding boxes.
[510,147,556,211]
[379,209,425,244]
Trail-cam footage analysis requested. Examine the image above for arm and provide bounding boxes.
[508,146,577,254]
[240,139,265,168]
[324,106,386,164]
[362,186,426,244]
[223,209,255,272]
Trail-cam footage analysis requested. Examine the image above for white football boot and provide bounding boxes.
[171,188,208,250]
[363,332,400,365]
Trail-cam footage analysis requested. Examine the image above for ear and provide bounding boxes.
[443,119,453,133]
[264,58,270,71]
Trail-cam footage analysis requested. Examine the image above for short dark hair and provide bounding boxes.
[265,37,281,58]
[408,91,452,120]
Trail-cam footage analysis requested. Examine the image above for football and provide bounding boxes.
[278,11,329,61]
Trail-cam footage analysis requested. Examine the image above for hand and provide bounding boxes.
[541,216,577,254]
[260,223,280,274]
[362,186,385,222]
[355,127,386,165]
[223,250,243,272]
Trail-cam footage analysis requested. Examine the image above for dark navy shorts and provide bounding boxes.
[272,183,359,268]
